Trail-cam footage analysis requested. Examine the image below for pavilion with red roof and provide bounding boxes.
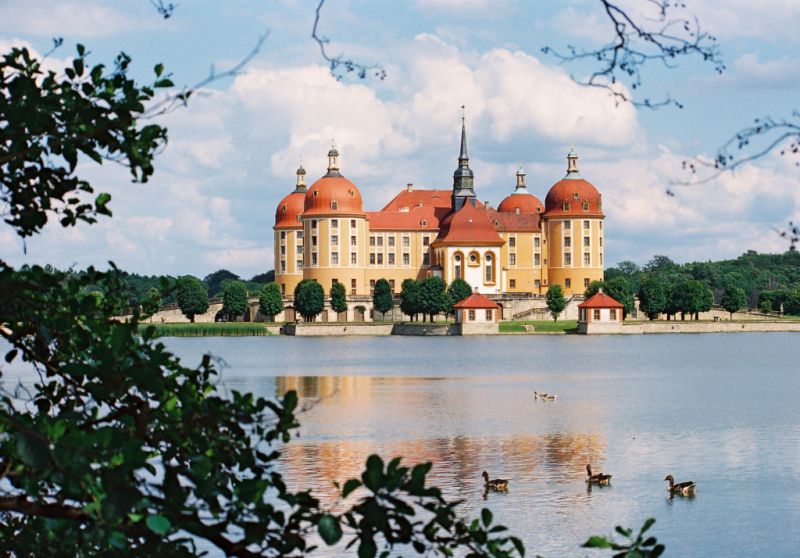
[453,291,500,335]
[578,289,624,334]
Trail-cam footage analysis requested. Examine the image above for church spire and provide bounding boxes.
[452,106,476,211]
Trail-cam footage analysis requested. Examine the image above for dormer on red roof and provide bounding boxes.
[453,291,500,310]
[578,290,623,309]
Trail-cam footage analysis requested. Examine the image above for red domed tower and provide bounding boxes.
[274,164,308,296]
[300,145,367,297]
[497,167,544,215]
[543,148,605,295]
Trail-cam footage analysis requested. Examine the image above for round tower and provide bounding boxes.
[274,164,308,297]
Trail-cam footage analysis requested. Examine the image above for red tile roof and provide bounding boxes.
[453,292,500,309]
[544,177,604,218]
[485,207,541,232]
[366,206,446,231]
[578,290,623,309]
[433,202,504,246]
[381,189,452,212]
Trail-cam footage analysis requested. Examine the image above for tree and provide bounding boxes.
[721,285,747,319]
[204,269,241,298]
[546,284,567,322]
[447,278,473,315]
[294,279,325,322]
[176,276,209,322]
[250,270,275,283]
[418,276,448,322]
[258,282,283,321]
[141,287,163,315]
[604,276,635,319]
[638,276,667,320]
[372,278,394,318]
[221,280,249,321]
[329,281,348,318]
[670,278,709,321]
[400,278,421,321]
[584,280,605,298]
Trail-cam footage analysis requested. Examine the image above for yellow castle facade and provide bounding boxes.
[273,120,604,298]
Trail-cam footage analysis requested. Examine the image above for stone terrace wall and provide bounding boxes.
[623,321,800,334]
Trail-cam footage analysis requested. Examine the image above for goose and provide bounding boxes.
[533,391,546,399]
[586,464,612,485]
[542,394,558,401]
[482,471,509,491]
[664,474,696,495]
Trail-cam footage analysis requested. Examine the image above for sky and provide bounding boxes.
[1,0,799,278]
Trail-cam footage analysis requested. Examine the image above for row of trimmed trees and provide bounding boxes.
[173,276,288,323]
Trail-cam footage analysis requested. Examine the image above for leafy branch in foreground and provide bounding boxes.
[584,517,664,558]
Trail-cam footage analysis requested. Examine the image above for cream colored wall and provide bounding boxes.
[500,231,544,293]
[545,217,604,295]
[301,215,368,294]
[445,246,501,294]
[363,229,435,293]
[274,228,303,296]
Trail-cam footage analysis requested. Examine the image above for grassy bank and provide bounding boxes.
[139,322,275,337]
[499,320,578,333]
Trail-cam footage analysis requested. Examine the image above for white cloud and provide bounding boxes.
[0,0,151,38]
[415,0,498,13]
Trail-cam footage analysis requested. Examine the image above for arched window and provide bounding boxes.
[485,254,493,283]
[454,254,462,280]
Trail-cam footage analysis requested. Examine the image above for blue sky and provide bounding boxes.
[2,0,799,277]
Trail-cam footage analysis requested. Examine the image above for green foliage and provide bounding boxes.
[140,287,162,315]
[447,278,473,314]
[330,281,348,315]
[605,261,641,292]
[372,278,394,316]
[294,279,325,321]
[419,276,449,322]
[0,44,169,237]
[499,320,578,333]
[203,269,240,298]
[584,518,664,558]
[137,322,272,337]
[546,284,567,322]
[759,287,800,315]
[258,282,283,320]
[638,276,667,320]
[400,278,422,321]
[175,276,209,322]
[249,270,275,284]
[584,280,605,298]
[721,285,747,317]
[669,278,713,320]
[759,300,772,313]
[221,280,249,320]
[604,276,635,318]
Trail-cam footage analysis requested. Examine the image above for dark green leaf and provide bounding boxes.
[318,514,342,545]
[145,515,171,536]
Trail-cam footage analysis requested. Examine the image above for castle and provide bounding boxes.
[273,119,604,301]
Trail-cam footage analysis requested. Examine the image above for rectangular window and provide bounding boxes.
[280,231,286,240]
[485,309,493,321]
[388,236,395,247]
[312,253,318,265]
[485,264,492,283]
[351,278,357,294]
[584,278,590,288]
[510,279,516,289]
[350,219,356,228]
[534,237,540,248]
[351,235,357,246]
[331,252,338,265]
[565,253,572,266]
[600,237,603,247]
[296,244,303,254]
[510,253,516,266]
[422,253,430,266]
[370,253,375,265]
[468,309,476,321]
[296,230,303,240]
[534,279,541,289]
[377,237,383,247]
[311,220,317,229]
[423,236,430,246]
[370,279,376,294]
[599,222,603,230]
[583,253,591,265]
[564,237,571,247]
[377,253,383,265]
[331,219,338,228]
[389,279,395,292]
[600,253,604,265]
[610,309,617,320]
[534,253,540,266]
[281,283,285,295]
[280,246,286,255]
[332,278,338,285]
[584,236,590,247]
[280,261,286,272]
[584,220,590,230]
[296,259,302,269]
[369,236,375,247]
[593,309,601,320]
[403,253,410,265]
[564,220,571,230]
[312,235,318,247]
[388,253,395,265]
[351,253,357,265]
[402,236,410,247]
[509,236,516,248]
[331,235,338,247]
[565,278,572,288]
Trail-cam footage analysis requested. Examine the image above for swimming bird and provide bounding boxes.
[542,393,558,401]
[534,391,546,399]
[482,471,509,491]
[664,474,696,495]
[586,464,612,485]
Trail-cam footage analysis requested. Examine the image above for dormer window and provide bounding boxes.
[493,220,499,228]
[563,202,570,211]
[573,192,580,200]
[515,208,520,215]
[282,205,287,213]
[421,219,427,226]
[313,190,318,197]
[583,201,589,211]
[349,190,355,198]
[536,206,542,213]
[331,200,338,210]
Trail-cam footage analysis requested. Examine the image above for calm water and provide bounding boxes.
[4,334,800,556]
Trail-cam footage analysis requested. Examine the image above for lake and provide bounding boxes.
[4,333,800,556]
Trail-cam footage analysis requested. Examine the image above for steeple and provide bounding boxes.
[452,106,476,211]
[514,165,528,193]
[295,160,307,192]
[326,140,341,177]
[565,146,581,179]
